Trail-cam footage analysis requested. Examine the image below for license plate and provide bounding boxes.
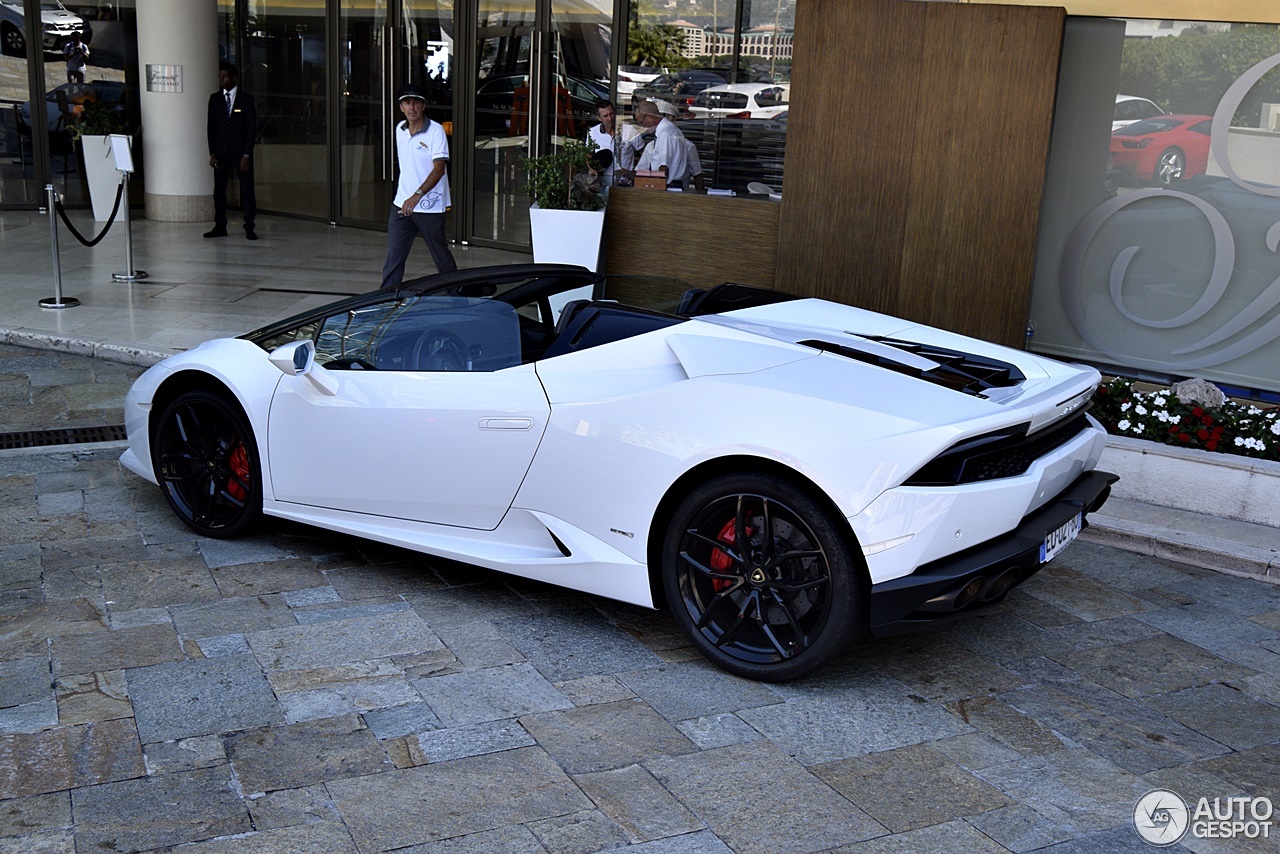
[1039,512,1082,564]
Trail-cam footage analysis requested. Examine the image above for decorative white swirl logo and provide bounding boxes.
[1061,52,1280,373]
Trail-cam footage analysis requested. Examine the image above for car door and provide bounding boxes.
[265,295,550,530]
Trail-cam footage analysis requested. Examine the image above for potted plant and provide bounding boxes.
[523,137,609,270]
[69,97,134,221]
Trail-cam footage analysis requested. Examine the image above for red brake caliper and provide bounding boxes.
[710,518,751,591]
[226,443,250,502]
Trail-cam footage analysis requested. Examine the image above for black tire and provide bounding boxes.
[153,390,262,538]
[661,473,864,681]
[1154,148,1185,186]
[1,23,24,57]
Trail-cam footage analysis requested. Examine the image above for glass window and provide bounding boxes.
[315,296,521,372]
[622,0,791,196]
[1031,18,1280,396]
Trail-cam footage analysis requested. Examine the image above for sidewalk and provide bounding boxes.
[0,208,1276,584]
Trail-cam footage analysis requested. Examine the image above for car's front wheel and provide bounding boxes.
[661,474,864,681]
[153,390,262,538]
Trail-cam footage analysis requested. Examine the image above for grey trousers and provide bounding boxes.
[381,209,457,288]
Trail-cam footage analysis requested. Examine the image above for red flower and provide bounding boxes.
[1207,440,1219,451]
[1197,428,1209,440]
[1192,407,1204,417]
[1178,433,1191,442]
[1201,414,1213,425]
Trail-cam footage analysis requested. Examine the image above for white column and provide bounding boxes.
[136,0,217,221]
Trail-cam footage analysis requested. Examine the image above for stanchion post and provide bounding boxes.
[112,171,148,282]
[39,184,80,309]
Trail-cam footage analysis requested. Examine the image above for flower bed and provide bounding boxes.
[1092,377,1280,463]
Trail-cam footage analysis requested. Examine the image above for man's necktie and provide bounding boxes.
[225,91,232,116]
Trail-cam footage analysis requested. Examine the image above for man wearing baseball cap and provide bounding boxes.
[382,83,457,287]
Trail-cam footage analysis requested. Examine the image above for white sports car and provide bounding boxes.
[121,264,1116,680]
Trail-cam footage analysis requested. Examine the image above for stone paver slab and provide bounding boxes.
[616,661,781,721]
[493,609,661,682]
[50,621,182,677]
[529,809,629,852]
[648,740,885,853]
[521,699,697,775]
[813,743,1013,832]
[0,655,51,708]
[410,719,536,764]
[71,765,251,852]
[413,662,572,727]
[0,717,143,798]
[224,714,391,793]
[248,611,444,671]
[575,763,704,843]
[126,653,282,743]
[0,791,70,837]
[1146,683,1280,751]
[327,746,591,851]
[53,669,130,725]
[99,555,221,611]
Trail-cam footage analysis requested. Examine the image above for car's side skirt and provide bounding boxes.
[262,500,656,608]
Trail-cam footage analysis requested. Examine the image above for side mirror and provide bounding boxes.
[268,340,337,396]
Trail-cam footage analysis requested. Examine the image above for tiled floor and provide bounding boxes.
[0,209,529,359]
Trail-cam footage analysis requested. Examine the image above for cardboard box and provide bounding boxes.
[634,170,667,191]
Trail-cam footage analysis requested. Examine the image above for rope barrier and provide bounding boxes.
[52,181,124,247]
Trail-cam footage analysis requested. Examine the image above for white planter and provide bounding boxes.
[529,205,606,272]
[80,134,126,221]
[1100,434,1280,527]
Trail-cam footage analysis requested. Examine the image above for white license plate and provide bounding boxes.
[1039,512,1082,564]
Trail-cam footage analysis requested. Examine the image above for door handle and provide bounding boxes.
[478,417,534,431]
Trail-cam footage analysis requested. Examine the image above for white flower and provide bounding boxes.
[1235,436,1246,446]
[1117,419,1131,431]
[1121,402,1131,412]
[1271,421,1280,436]
[1136,424,1146,433]
[1154,396,1166,406]
[1135,405,1148,416]
[1248,407,1263,415]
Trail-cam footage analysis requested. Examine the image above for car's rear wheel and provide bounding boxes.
[1154,148,1185,186]
[153,390,262,538]
[1,23,24,56]
[661,474,863,681]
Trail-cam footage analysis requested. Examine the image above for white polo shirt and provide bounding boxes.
[636,117,688,186]
[394,118,451,214]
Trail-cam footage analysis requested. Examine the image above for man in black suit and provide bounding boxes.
[206,62,257,239]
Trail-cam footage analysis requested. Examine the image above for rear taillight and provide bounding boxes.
[728,110,751,119]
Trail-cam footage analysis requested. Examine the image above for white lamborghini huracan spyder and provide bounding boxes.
[121,264,1116,680]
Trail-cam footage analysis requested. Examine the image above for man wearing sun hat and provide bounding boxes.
[382,83,457,287]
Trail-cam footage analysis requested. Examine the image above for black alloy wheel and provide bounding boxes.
[153,390,262,538]
[1,24,24,56]
[662,474,863,681]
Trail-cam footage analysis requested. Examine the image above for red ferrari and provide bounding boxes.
[1110,114,1212,187]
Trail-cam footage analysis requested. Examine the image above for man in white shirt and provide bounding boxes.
[586,100,638,191]
[631,100,689,190]
[382,84,457,288]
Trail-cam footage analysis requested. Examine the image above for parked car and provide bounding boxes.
[616,65,665,99]
[0,1,90,56]
[17,79,125,134]
[1109,114,1211,187]
[631,69,732,119]
[120,264,1115,681]
[1113,94,1167,132]
[689,83,790,119]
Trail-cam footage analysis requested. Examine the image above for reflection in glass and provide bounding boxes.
[249,0,328,217]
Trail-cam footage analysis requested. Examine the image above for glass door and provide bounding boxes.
[337,0,390,224]
[466,0,610,248]
[336,0,454,228]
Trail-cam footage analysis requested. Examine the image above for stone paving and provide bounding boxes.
[3,342,1280,852]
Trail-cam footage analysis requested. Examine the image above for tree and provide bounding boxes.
[1120,25,1280,125]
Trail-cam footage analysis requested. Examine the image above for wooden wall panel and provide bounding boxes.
[898,2,1066,345]
[777,0,927,311]
[776,0,1065,347]
[602,190,781,292]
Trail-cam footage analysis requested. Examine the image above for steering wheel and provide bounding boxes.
[416,329,469,371]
